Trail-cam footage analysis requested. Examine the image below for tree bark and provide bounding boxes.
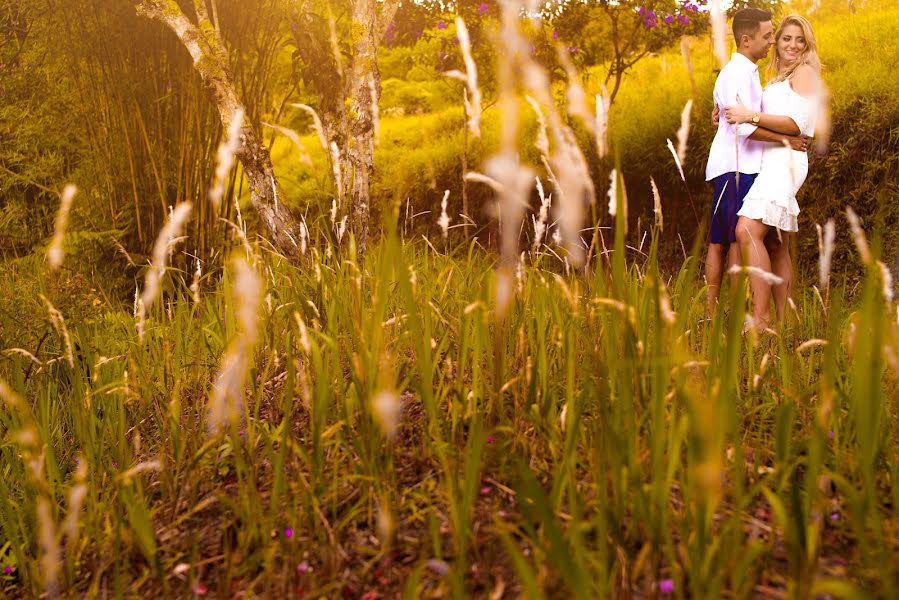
[290,0,398,255]
[136,0,301,258]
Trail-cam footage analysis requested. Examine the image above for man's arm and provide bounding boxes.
[749,127,808,151]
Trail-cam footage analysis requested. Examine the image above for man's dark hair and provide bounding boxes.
[732,8,772,44]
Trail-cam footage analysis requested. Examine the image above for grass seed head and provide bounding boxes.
[138,202,192,339]
[676,99,693,166]
[454,17,482,138]
[372,389,401,439]
[667,138,686,183]
[210,108,244,210]
[47,184,77,271]
[595,87,610,160]
[208,257,263,434]
[817,219,836,291]
[41,295,74,368]
[710,0,728,69]
[845,206,872,265]
[728,264,785,286]
[651,177,663,230]
[438,189,451,239]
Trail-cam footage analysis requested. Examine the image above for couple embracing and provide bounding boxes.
[704,8,824,331]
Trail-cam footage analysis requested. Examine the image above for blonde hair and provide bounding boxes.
[768,14,822,82]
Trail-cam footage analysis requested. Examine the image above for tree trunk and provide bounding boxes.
[347,3,377,255]
[289,0,398,255]
[136,0,301,258]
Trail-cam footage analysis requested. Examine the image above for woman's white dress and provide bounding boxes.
[738,79,817,232]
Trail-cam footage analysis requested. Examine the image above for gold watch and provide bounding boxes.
[751,113,761,125]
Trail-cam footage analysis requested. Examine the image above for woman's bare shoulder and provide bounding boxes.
[790,64,820,97]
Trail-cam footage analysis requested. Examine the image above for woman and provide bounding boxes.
[724,14,823,330]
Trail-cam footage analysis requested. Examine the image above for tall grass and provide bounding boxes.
[1,208,898,596]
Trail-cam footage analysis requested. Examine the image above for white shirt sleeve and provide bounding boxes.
[723,69,759,139]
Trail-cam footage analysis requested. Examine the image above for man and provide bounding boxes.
[704,8,806,316]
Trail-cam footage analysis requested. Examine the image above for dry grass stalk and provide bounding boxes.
[728,264,785,286]
[37,496,60,598]
[190,259,202,305]
[607,169,619,217]
[813,81,833,155]
[796,339,828,353]
[681,37,697,99]
[666,138,687,183]
[372,389,401,439]
[299,219,309,256]
[61,457,88,550]
[710,0,729,69]
[878,260,894,304]
[454,17,482,137]
[208,256,262,434]
[816,219,835,291]
[291,103,329,156]
[47,184,77,271]
[209,108,244,210]
[40,295,74,368]
[532,176,552,252]
[138,202,193,340]
[525,95,550,156]
[595,86,611,160]
[845,206,872,265]
[262,122,313,166]
[676,99,693,166]
[438,189,451,239]
[556,46,593,132]
[650,177,663,230]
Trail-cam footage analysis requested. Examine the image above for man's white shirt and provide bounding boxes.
[705,52,764,181]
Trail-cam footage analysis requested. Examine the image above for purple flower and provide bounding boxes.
[639,6,646,15]
[3,566,11,575]
[664,14,674,24]
[436,20,447,30]
[439,51,447,60]
[480,486,492,495]
[830,511,839,522]
[647,10,655,18]
[297,561,311,573]
[284,527,294,538]
[486,436,494,444]
[567,45,579,54]
[477,2,489,14]
[552,30,559,40]
[659,579,675,594]
[678,14,689,25]
[644,18,657,29]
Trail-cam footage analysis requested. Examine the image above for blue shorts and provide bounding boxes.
[709,172,757,244]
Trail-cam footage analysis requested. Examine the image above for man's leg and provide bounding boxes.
[736,216,773,328]
[768,232,793,323]
[706,242,727,316]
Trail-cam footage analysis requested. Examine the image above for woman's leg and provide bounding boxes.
[735,216,773,328]
[768,231,793,323]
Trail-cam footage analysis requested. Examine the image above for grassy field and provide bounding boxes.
[2,2,899,599]
[2,204,899,597]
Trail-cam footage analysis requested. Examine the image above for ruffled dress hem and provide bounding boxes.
[737,198,799,232]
